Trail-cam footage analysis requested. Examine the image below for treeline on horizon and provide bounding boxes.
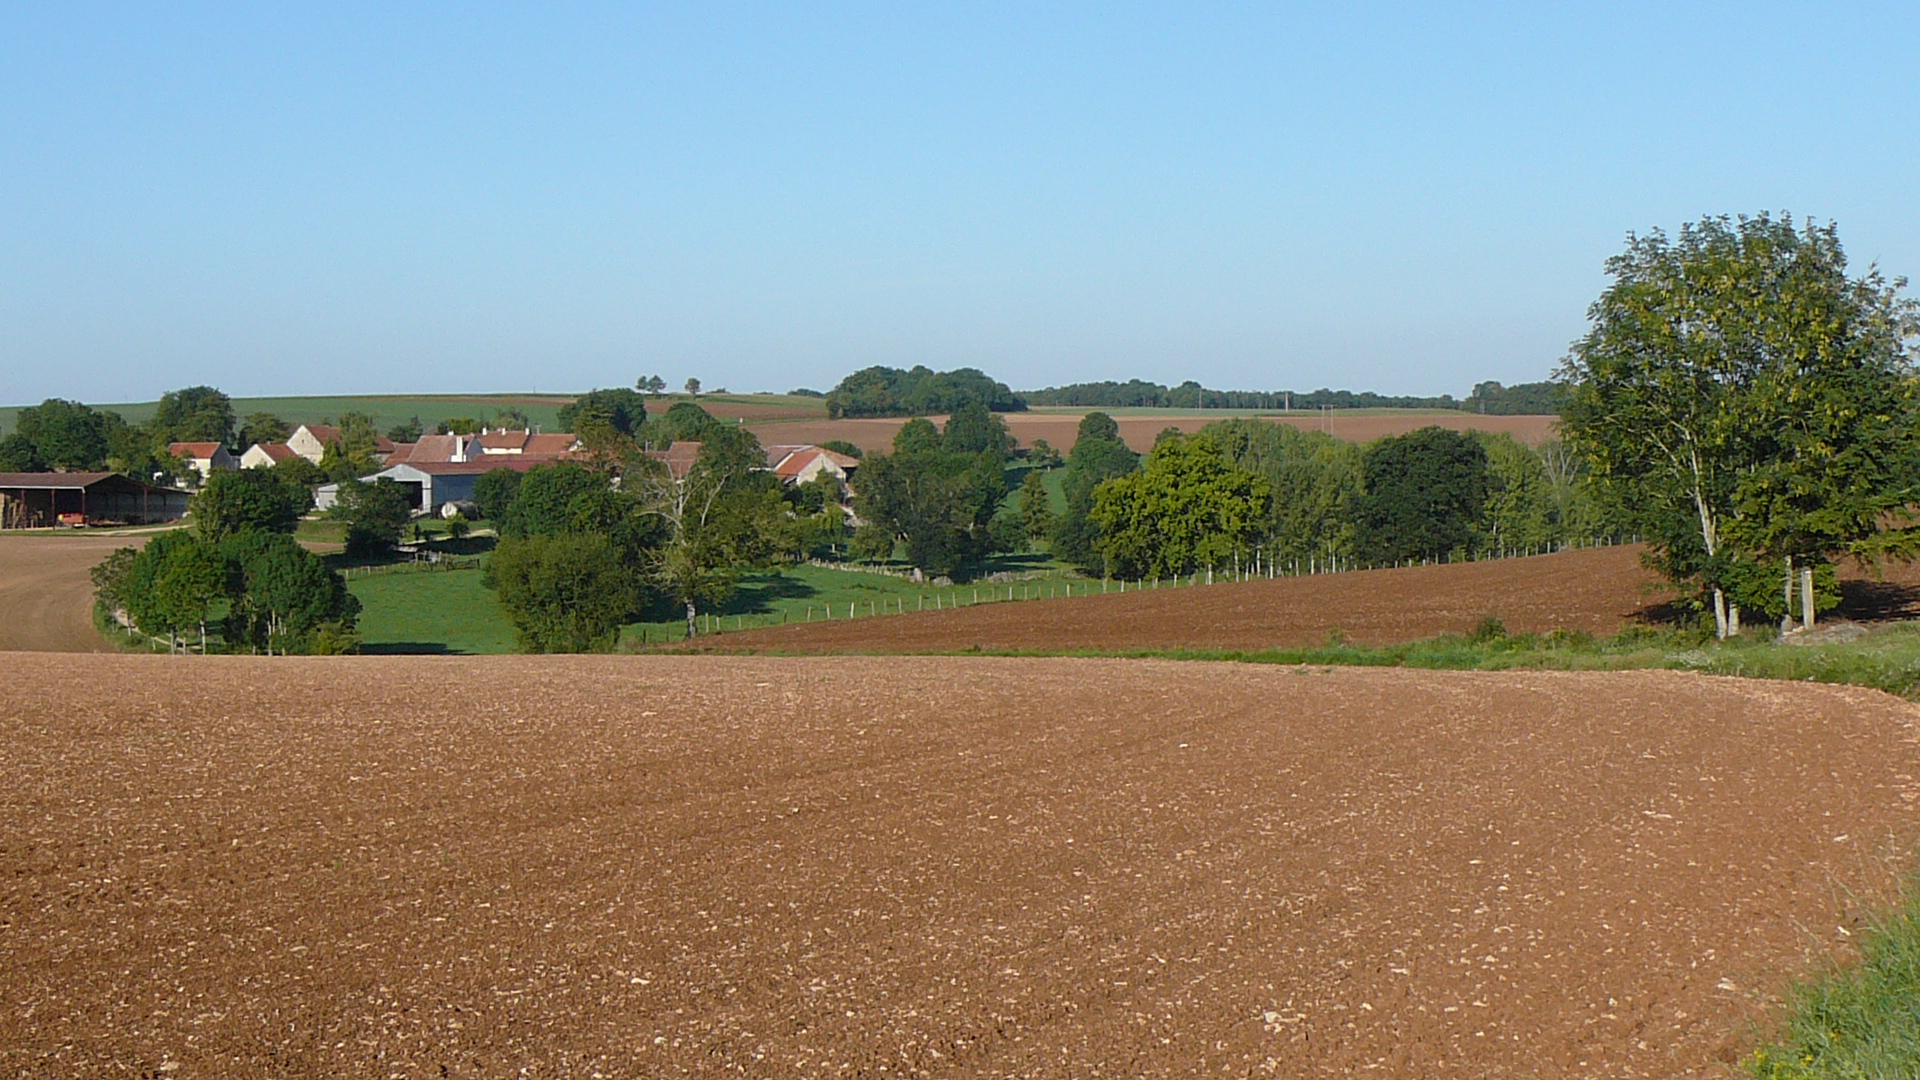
[1020,378,1565,414]
[817,365,1565,419]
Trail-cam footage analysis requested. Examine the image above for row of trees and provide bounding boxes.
[1031,417,1598,582]
[1020,378,1565,414]
[1,386,236,481]
[92,470,359,653]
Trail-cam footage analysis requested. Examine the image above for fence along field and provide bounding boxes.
[2,653,1914,1076]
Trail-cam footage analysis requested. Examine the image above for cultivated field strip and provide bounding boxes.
[703,544,1670,654]
[3,655,1917,1076]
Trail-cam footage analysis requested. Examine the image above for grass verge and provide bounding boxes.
[1749,882,1920,1077]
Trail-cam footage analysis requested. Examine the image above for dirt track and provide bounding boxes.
[751,412,1559,455]
[3,653,1916,1077]
[0,535,142,652]
[710,545,1672,654]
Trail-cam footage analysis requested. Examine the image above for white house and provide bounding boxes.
[167,442,236,482]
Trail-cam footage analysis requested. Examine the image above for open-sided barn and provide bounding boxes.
[0,473,191,529]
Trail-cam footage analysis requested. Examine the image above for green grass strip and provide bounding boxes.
[1750,884,1920,1078]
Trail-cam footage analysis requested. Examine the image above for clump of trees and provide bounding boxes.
[0,386,235,485]
[852,404,1013,577]
[330,478,414,555]
[825,366,1027,419]
[92,468,358,654]
[1559,213,1920,637]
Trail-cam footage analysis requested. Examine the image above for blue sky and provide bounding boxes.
[4,2,1917,404]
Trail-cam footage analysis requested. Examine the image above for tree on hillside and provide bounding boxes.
[684,377,702,396]
[151,386,235,446]
[271,455,328,489]
[1090,434,1268,579]
[192,469,310,541]
[237,412,291,449]
[221,531,360,654]
[386,416,424,443]
[1558,213,1920,636]
[818,439,863,460]
[855,438,1009,578]
[637,375,667,396]
[1477,433,1557,554]
[649,401,726,447]
[891,417,942,456]
[0,433,42,471]
[1049,412,1140,573]
[1354,426,1490,565]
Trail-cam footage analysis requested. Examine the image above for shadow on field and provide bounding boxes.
[359,642,462,655]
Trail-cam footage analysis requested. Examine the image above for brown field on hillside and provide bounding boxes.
[705,544,1675,654]
[0,535,143,652]
[749,411,1559,454]
[3,654,1916,1077]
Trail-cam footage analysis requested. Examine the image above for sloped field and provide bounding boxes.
[706,544,1672,654]
[0,535,138,653]
[3,653,1917,1077]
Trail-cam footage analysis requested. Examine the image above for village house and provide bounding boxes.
[284,424,399,465]
[167,442,236,481]
[239,442,297,469]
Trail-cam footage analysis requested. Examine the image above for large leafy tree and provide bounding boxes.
[15,399,110,470]
[237,412,291,450]
[1559,213,1920,636]
[854,431,1008,578]
[1354,426,1490,565]
[123,531,227,651]
[1089,434,1268,579]
[330,477,414,555]
[192,469,309,541]
[941,399,1014,459]
[220,531,360,654]
[1049,412,1140,573]
[485,532,639,652]
[633,425,784,635]
[559,388,648,439]
[151,386,235,445]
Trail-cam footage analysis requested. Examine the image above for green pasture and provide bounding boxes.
[0,391,826,438]
[345,564,515,655]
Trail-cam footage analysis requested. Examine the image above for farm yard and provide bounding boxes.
[2,653,1916,1077]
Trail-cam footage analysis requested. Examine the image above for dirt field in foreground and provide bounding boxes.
[0,535,144,652]
[4,654,1917,1077]
[709,545,1673,654]
[750,412,1559,455]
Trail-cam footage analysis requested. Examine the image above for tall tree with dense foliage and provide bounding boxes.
[1016,469,1053,547]
[151,386,235,446]
[1558,213,1920,636]
[853,417,1009,578]
[1354,427,1491,565]
[14,399,110,470]
[220,531,360,654]
[237,412,291,449]
[472,467,524,523]
[1090,434,1269,579]
[192,469,309,541]
[1049,412,1140,573]
[941,399,1014,459]
[330,478,414,555]
[122,531,227,651]
[559,388,648,438]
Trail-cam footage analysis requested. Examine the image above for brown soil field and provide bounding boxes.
[0,535,147,653]
[2,654,1916,1077]
[707,545,1675,654]
[749,412,1559,454]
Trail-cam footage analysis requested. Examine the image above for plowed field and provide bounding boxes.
[751,412,1558,455]
[707,544,1672,654]
[4,654,1917,1077]
[0,535,141,653]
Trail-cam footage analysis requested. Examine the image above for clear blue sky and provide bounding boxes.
[4,2,1917,405]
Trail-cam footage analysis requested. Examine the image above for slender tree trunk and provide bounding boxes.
[685,600,698,639]
[1712,588,1729,640]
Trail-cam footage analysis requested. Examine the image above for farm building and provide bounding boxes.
[314,459,550,514]
[765,445,859,487]
[286,424,400,465]
[0,472,191,529]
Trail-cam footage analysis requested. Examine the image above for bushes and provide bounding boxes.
[192,468,310,540]
[485,533,638,652]
[331,477,413,555]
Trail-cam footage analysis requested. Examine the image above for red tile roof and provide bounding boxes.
[168,442,225,459]
[250,442,297,463]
